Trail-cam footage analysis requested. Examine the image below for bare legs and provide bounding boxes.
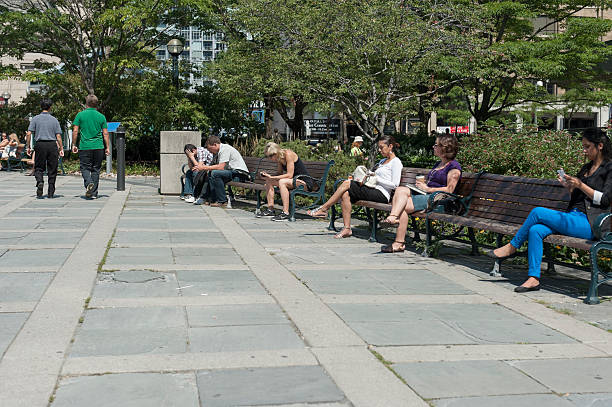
[308,179,353,238]
[265,178,306,214]
[382,187,415,251]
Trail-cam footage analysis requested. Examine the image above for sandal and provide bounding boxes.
[381,240,405,253]
[307,206,328,218]
[334,227,352,239]
[381,214,400,225]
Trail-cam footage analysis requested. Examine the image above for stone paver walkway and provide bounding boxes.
[0,172,611,407]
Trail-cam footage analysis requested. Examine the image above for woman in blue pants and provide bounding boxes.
[489,128,612,293]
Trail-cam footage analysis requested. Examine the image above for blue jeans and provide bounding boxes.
[202,169,234,203]
[510,207,593,278]
[184,170,197,196]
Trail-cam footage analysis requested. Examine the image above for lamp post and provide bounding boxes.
[166,39,184,90]
[534,81,544,126]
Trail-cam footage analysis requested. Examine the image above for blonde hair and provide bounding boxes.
[264,142,286,162]
[8,133,19,142]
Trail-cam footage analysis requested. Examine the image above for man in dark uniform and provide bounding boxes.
[25,99,64,198]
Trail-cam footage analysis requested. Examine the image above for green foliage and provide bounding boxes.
[457,129,584,178]
[235,137,365,194]
[444,0,612,127]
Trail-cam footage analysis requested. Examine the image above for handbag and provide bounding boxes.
[352,165,377,188]
[427,192,466,216]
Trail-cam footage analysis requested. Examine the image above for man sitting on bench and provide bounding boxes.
[196,136,249,207]
[182,143,213,203]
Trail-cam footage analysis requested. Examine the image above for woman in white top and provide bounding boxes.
[308,135,403,238]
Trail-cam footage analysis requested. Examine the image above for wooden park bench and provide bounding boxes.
[226,156,335,221]
[328,169,612,304]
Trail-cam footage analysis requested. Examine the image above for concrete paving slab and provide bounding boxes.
[105,247,174,265]
[172,247,244,265]
[69,327,188,356]
[93,271,179,298]
[352,320,477,345]
[432,394,574,407]
[176,269,258,282]
[80,306,185,330]
[511,358,612,393]
[0,313,28,356]
[22,231,84,245]
[186,304,289,327]
[393,360,549,398]
[0,272,53,301]
[196,366,345,407]
[169,231,227,244]
[189,324,305,353]
[565,393,612,407]
[52,372,199,407]
[113,231,171,244]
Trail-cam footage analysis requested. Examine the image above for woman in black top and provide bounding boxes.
[489,128,612,293]
[259,142,313,221]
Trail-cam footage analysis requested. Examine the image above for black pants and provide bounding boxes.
[79,149,105,197]
[34,141,59,195]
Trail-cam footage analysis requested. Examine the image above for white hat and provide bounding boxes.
[354,136,363,142]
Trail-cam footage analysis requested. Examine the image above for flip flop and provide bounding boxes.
[307,206,328,218]
[334,228,352,239]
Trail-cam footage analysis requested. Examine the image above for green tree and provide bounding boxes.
[0,0,187,112]
[447,1,612,131]
[225,0,479,162]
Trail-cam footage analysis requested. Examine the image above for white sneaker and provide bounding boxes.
[179,195,186,200]
[184,195,195,203]
[194,198,204,205]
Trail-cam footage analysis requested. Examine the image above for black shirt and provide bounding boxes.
[568,160,612,213]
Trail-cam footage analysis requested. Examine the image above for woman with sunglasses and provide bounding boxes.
[259,142,314,222]
[381,133,461,253]
[489,128,612,293]
[307,135,403,238]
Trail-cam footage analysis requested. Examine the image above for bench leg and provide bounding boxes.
[585,242,606,305]
[369,209,378,242]
[489,234,504,277]
[328,204,338,231]
[468,227,479,256]
[543,243,557,275]
[255,192,262,216]
[411,217,421,242]
[422,218,432,257]
[289,192,296,222]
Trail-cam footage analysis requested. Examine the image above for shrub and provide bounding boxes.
[457,129,585,179]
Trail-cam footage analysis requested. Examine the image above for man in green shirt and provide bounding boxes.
[71,94,109,199]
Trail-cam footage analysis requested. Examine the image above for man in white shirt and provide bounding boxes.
[197,136,248,207]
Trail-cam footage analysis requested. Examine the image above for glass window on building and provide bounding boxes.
[192,30,201,40]
[203,32,213,41]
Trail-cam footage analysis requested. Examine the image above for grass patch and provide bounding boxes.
[369,348,408,386]
[97,229,116,273]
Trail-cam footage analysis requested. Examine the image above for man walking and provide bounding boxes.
[198,136,248,207]
[72,94,109,199]
[25,99,64,198]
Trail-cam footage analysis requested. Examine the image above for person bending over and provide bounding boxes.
[259,142,314,222]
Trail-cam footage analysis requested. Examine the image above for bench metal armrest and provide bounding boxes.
[333,178,347,190]
[293,174,321,190]
[593,212,612,241]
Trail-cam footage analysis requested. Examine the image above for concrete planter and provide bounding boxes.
[159,131,201,195]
